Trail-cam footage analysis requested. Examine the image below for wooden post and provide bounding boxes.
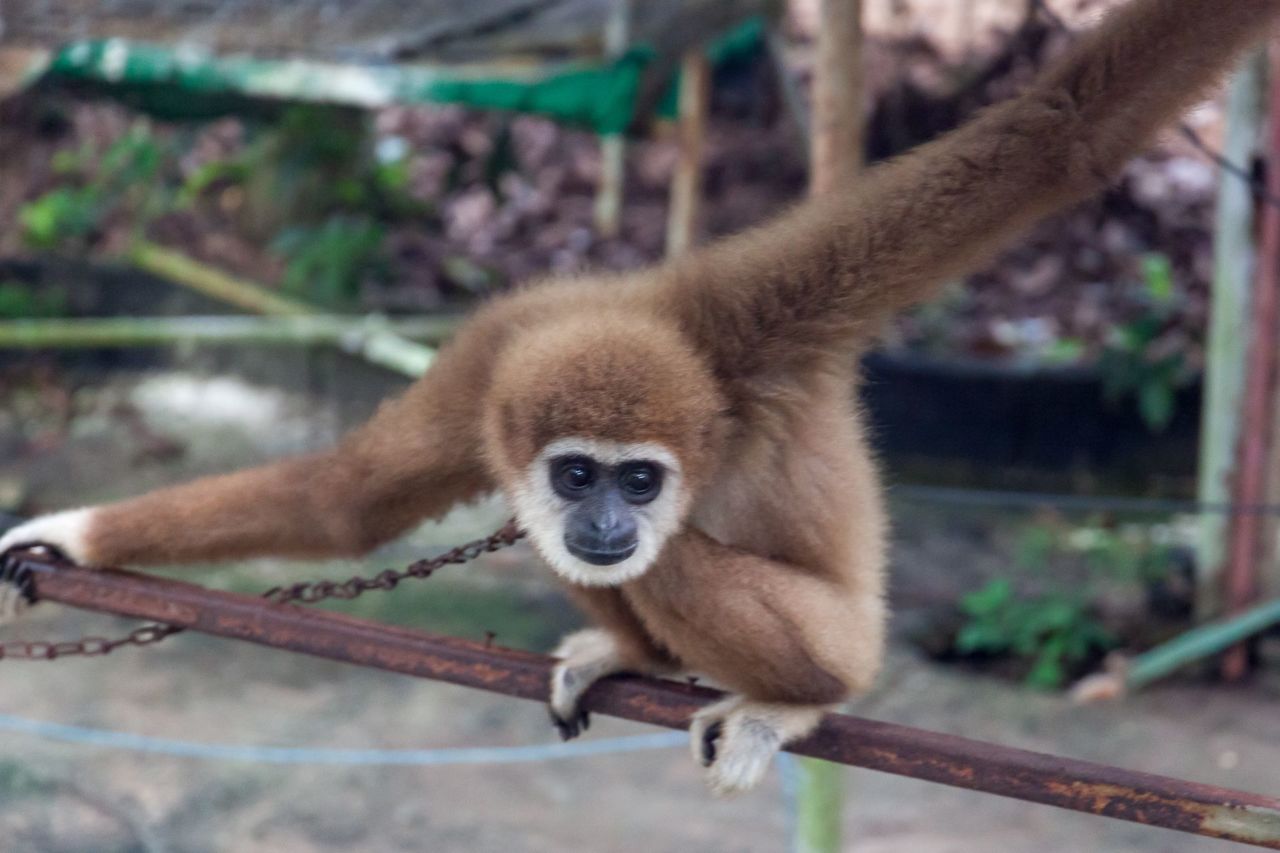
[593,0,630,238]
[1197,51,1267,620]
[665,51,711,258]
[1221,48,1280,680]
[794,3,865,851]
[809,0,865,195]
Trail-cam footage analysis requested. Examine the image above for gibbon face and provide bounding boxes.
[483,311,725,586]
[509,437,687,586]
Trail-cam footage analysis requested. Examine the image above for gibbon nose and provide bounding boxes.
[565,493,639,565]
[590,507,622,534]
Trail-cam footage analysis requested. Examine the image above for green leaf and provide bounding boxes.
[956,622,1009,654]
[1026,652,1066,688]
[1043,338,1086,364]
[960,579,1012,617]
[19,188,100,249]
[1141,253,1175,304]
[1138,381,1175,432]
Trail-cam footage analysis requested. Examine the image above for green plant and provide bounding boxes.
[272,215,387,306]
[956,579,1115,688]
[1014,516,1177,586]
[177,158,251,207]
[19,187,100,249]
[0,281,67,318]
[20,121,171,250]
[1098,253,1191,432]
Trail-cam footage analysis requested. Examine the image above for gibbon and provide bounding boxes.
[3,0,1277,796]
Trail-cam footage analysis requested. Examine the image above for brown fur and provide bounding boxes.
[35,0,1278,707]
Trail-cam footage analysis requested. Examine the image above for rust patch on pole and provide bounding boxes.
[10,552,1280,849]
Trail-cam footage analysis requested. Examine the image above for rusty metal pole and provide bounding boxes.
[9,552,1280,849]
[1222,47,1280,681]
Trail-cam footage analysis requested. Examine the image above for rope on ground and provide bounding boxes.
[0,711,684,766]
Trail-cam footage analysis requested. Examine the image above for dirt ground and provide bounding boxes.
[1,366,1278,853]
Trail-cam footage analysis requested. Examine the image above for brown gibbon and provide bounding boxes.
[3,0,1277,795]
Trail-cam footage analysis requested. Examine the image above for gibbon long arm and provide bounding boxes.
[2,337,496,567]
[668,0,1280,380]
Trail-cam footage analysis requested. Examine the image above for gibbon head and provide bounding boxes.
[484,314,725,586]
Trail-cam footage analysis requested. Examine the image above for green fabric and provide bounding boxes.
[36,18,765,133]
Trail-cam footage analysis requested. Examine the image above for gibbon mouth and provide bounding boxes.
[566,540,638,566]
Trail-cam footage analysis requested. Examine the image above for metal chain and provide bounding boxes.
[261,520,525,605]
[0,520,525,662]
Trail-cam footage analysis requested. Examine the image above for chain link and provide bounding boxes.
[0,520,525,662]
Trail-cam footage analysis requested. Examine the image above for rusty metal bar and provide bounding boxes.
[10,551,1280,849]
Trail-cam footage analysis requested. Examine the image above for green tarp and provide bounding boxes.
[33,18,765,133]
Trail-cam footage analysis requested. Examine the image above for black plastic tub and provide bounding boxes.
[859,351,1201,492]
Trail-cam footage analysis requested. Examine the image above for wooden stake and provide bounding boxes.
[665,51,711,258]
[593,0,630,238]
[809,0,864,195]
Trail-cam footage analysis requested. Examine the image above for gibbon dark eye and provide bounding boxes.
[619,463,662,503]
[552,457,595,498]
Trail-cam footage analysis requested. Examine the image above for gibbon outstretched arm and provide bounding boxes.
[0,336,496,567]
[668,0,1280,378]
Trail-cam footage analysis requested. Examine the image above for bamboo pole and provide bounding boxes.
[1073,596,1280,701]
[1197,52,1267,619]
[664,51,711,258]
[0,315,456,350]
[130,242,314,317]
[128,241,440,377]
[794,753,843,853]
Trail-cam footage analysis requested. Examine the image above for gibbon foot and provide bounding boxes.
[0,552,36,626]
[689,696,825,797]
[699,719,723,766]
[547,628,624,741]
[548,704,591,741]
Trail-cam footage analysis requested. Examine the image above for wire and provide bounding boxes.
[0,710,685,766]
[892,483,1280,517]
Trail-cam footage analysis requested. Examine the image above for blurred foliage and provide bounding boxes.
[955,515,1184,688]
[1098,253,1193,432]
[17,106,436,308]
[957,579,1114,689]
[0,282,67,319]
[273,216,388,306]
[1014,516,1180,588]
[20,121,172,251]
